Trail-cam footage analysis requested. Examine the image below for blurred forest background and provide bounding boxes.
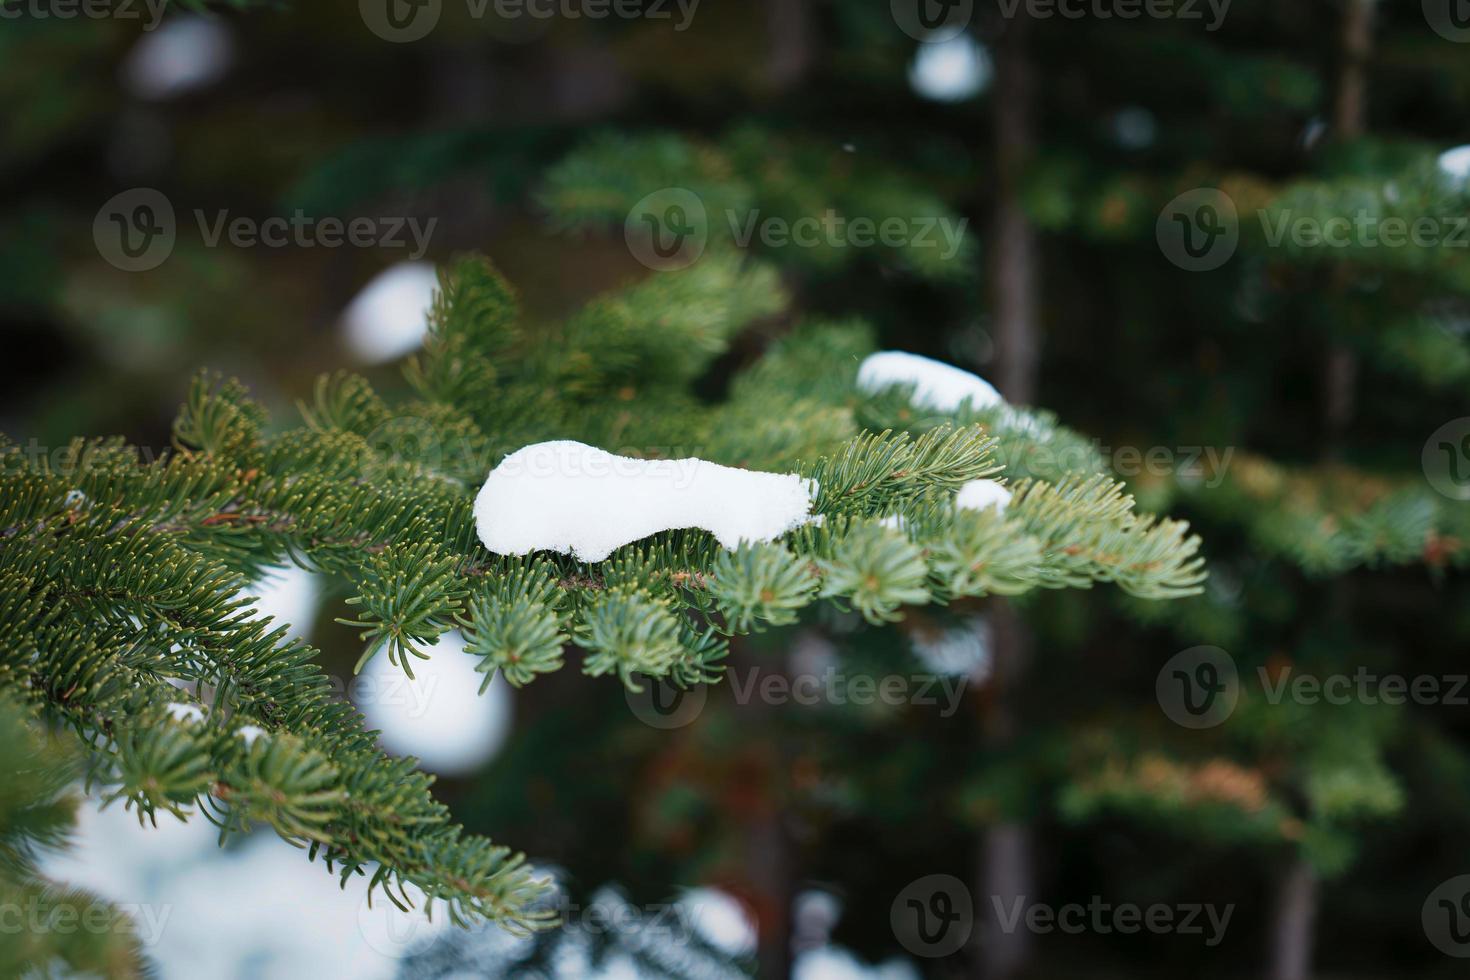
[4,0,1470,977]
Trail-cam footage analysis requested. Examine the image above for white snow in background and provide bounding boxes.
[1113,106,1158,150]
[164,701,204,724]
[789,889,918,980]
[857,351,1003,413]
[908,35,990,103]
[359,629,512,776]
[682,887,758,958]
[475,441,816,563]
[987,403,1046,437]
[911,615,993,682]
[248,564,321,643]
[121,17,234,101]
[789,632,840,680]
[877,479,1009,534]
[1438,145,1470,185]
[41,801,449,979]
[795,947,921,980]
[235,724,267,747]
[342,262,439,364]
[793,888,843,953]
[955,478,1011,513]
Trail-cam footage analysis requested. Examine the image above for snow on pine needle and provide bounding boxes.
[856,350,1003,412]
[474,441,817,562]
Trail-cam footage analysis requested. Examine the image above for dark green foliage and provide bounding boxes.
[0,252,1203,941]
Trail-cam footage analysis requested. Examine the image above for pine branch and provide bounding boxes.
[0,253,1206,938]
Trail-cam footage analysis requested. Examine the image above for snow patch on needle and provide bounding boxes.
[474,441,817,563]
[165,702,205,724]
[857,351,1003,412]
[956,479,1011,513]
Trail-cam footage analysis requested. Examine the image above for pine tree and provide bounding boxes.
[0,250,1205,973]
[0,697,149,977]
[8,0,1465,974]
[525,4,1470,975]
[999,2,1470,977]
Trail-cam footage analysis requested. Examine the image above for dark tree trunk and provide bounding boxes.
[1275,6,1373,979]
[750,807,794,980]
[977,15,1041,979]
[975,12,1042,978]
[990,15,1039,406]
[740,638,794,980]
[765,0,813,91]
[977,605,1034,980]
[1322,0,1374,455]
[1269,858,1319,980]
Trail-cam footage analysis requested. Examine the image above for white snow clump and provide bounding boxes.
[475,441,816,563]
[956,478,1012,513]
[165,702,205,724]
[856,350,1003,412]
